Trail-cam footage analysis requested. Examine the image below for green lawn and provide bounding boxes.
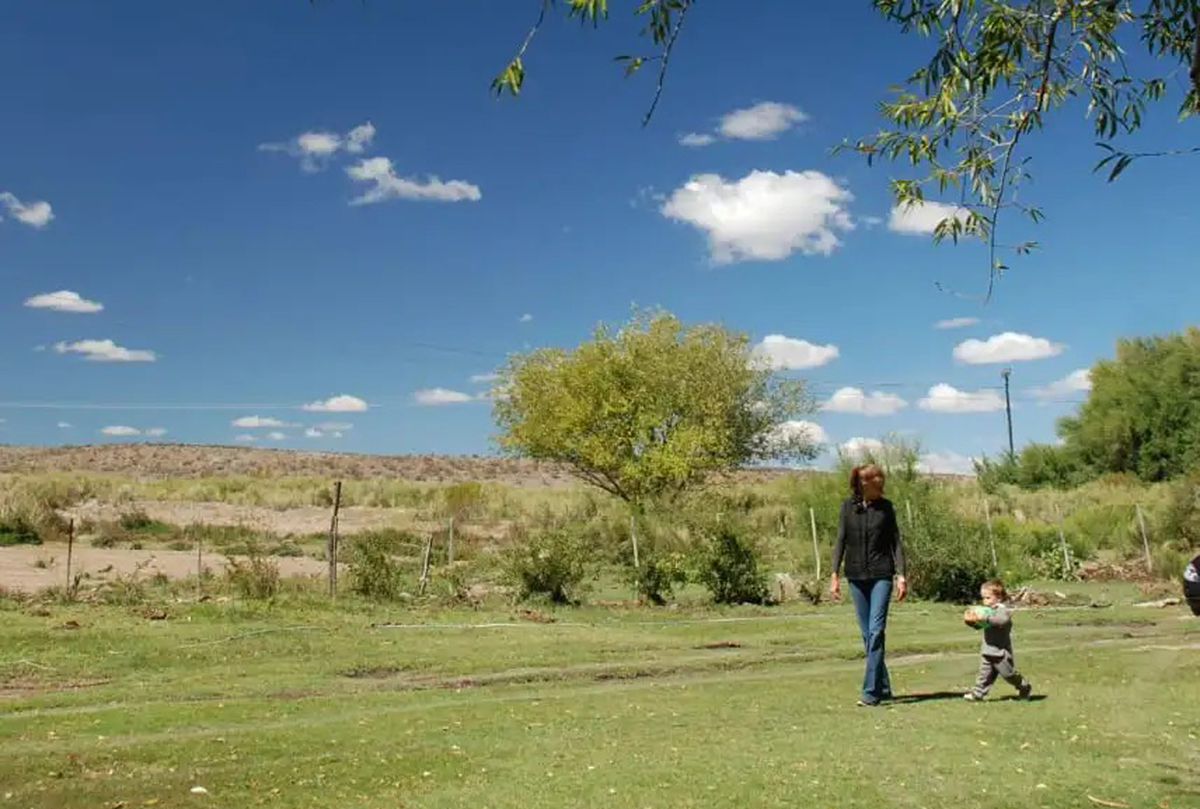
[1,589,1197,809]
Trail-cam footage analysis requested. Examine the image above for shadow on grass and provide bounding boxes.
[884,691,1049,705]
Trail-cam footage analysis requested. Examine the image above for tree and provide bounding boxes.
[492,1,1200,299]
[492,308,817,508]
[1057,327,1200,481]
[975,327,1200,487]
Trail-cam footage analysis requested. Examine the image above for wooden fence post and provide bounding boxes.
[808,507,821,580]
[1053,503,1071,576]
[65,519,75,595]
[418,533,434,596]
[447,517,455,566]
[983,499,997,571]
[905,499,913,526]
[196,528,203,599]
[1135,503,1152,573]
[327,481,342,599]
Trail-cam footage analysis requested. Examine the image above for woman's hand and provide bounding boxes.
[829,573,841,601]
[895,575,908,602]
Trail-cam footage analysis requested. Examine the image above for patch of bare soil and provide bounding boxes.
[0,545,329,593]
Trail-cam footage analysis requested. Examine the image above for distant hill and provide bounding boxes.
[0,443,802,486]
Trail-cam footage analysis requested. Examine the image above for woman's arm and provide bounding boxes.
[891,505,906,577]
[892,504,908,601]
[830,499,848,575]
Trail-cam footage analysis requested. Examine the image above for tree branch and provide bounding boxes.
[983,7,1061,303]
[641,0,692,127]
[1192,1,1200,99]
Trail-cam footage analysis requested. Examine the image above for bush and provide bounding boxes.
[694,524,768,605]
[625,550,689,606]
[904,492,994,603]
[224,542,281,599]
[347,530,415,602]
[119,509,161,532]
[1160,471,1200,548]
[500,528,590,604]
[0,514,42,547]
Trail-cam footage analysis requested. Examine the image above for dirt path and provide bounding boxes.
[0,545,329,593]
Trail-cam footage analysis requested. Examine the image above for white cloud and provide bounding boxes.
[769,419,828,447]
[302,394,368,412]
[234,434,257,443]
[935,316,980,330]
[821,387,907,416]
[518,313,533,323]
[660,170,854,262]
[1029,368,1092,401]
[101,426,141,436]
[266,431,288,441]
[0,192,54,228]
[54,339,156,363]
[840,436,885,459]
[259,121,376,171]
[888,200,968,235]
[718,101,808,141]
[752,335,839,370]
[24,290,103,314]
[304,428,324,438]
[953,331,1064,364]
[917,451,977,475]
[918,383,1005,413]
[144,427,167,437]
[860,215,884,228]
[231,415,291,428]
[346,156,481,205]
[679,132,717,147]
[57,422,72,429]
[414,388,473,406]
[469,372,499,384]
[314,421,353,432]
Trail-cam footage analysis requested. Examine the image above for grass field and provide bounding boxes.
[3,584,1197,809]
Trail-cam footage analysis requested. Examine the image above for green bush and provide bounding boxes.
[0,514,42,547]
[1159,471,1200,548]
[904,492,994,603]
[346,530,415,602]
[224,542,281,599]
[694,524,768,605]
[500,528,590,604]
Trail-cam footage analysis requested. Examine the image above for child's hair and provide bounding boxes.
[981,579,1008,601]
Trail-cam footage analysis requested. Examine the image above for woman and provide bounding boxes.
[830,463,908,706]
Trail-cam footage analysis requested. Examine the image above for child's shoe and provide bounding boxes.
[963,692,983,702]
[1018,683,1033,700]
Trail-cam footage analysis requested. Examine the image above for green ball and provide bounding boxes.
[970,605,993,629]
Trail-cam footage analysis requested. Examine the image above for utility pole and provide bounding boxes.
[1001,368,1014,460]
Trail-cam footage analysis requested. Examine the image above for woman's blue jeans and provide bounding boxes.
[848,577,893,703]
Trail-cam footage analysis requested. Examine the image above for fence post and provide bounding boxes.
[447,517,455,566]
[196,527,203,600]
[418,533,434,596]
[809,507,821,580]
[905,499,913,526]
[1135,503,1152,574]
[1053,503,1071,575]
[983,499,997,572]
[327,481,342,599]
[65,518,75,594]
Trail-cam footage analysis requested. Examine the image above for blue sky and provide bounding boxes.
[2,2,1195,472]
